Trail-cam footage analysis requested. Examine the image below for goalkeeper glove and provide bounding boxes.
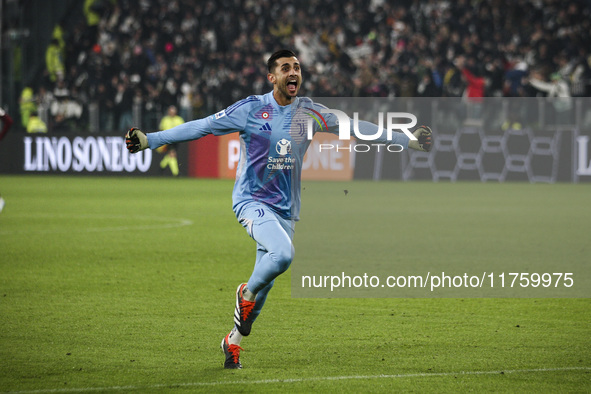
[125,127,148,153]
[408,125,433,152]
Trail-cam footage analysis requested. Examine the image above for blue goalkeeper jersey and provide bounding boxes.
[147,91,409,220]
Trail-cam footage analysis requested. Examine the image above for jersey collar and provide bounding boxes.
[268,91,299,111]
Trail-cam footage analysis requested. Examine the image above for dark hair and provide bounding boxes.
[267,49,297,72]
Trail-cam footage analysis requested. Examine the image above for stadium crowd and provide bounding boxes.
[17,0,591,132]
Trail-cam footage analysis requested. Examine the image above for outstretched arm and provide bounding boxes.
[125,118,212,153]
[317,107,432,152]
[355,120,432,152]
[146,118,212,149]
[125,98,252,153]
[354,119,410,149]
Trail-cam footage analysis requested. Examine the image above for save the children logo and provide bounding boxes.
[267,139,294,171]
[276,138,291,156]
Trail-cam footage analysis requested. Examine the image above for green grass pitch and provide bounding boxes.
[0,175,589,393]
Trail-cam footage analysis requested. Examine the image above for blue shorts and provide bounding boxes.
[236,201,295,241]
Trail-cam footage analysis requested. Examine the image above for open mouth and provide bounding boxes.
[286,79,298,93]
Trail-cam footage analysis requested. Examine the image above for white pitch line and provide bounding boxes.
[4,367,590,394]
[0,213,193,235]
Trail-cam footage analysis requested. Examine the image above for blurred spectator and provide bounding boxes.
[36,85,55,129]
[442,64,464,98]
[416,73,440,97]
[51,25,66,60]
[83,0,101,28]
[51,80,83,131]
[416,59,442,97]
[19,87,37,129]
[457,55,486,119]
[179,78,193,121]
[96,82,114,131]
[26,111,48,133]
[157,105,184,176]
[504,62,529,97]
[528,71,573,125]
[458,56,486,101]
[159,105,184,131]
[45,39,65,83]
[113,81,133,130]
[37,86,55,115]
[83,0,114,41]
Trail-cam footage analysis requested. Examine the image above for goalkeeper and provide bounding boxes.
[125,49,432,369]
